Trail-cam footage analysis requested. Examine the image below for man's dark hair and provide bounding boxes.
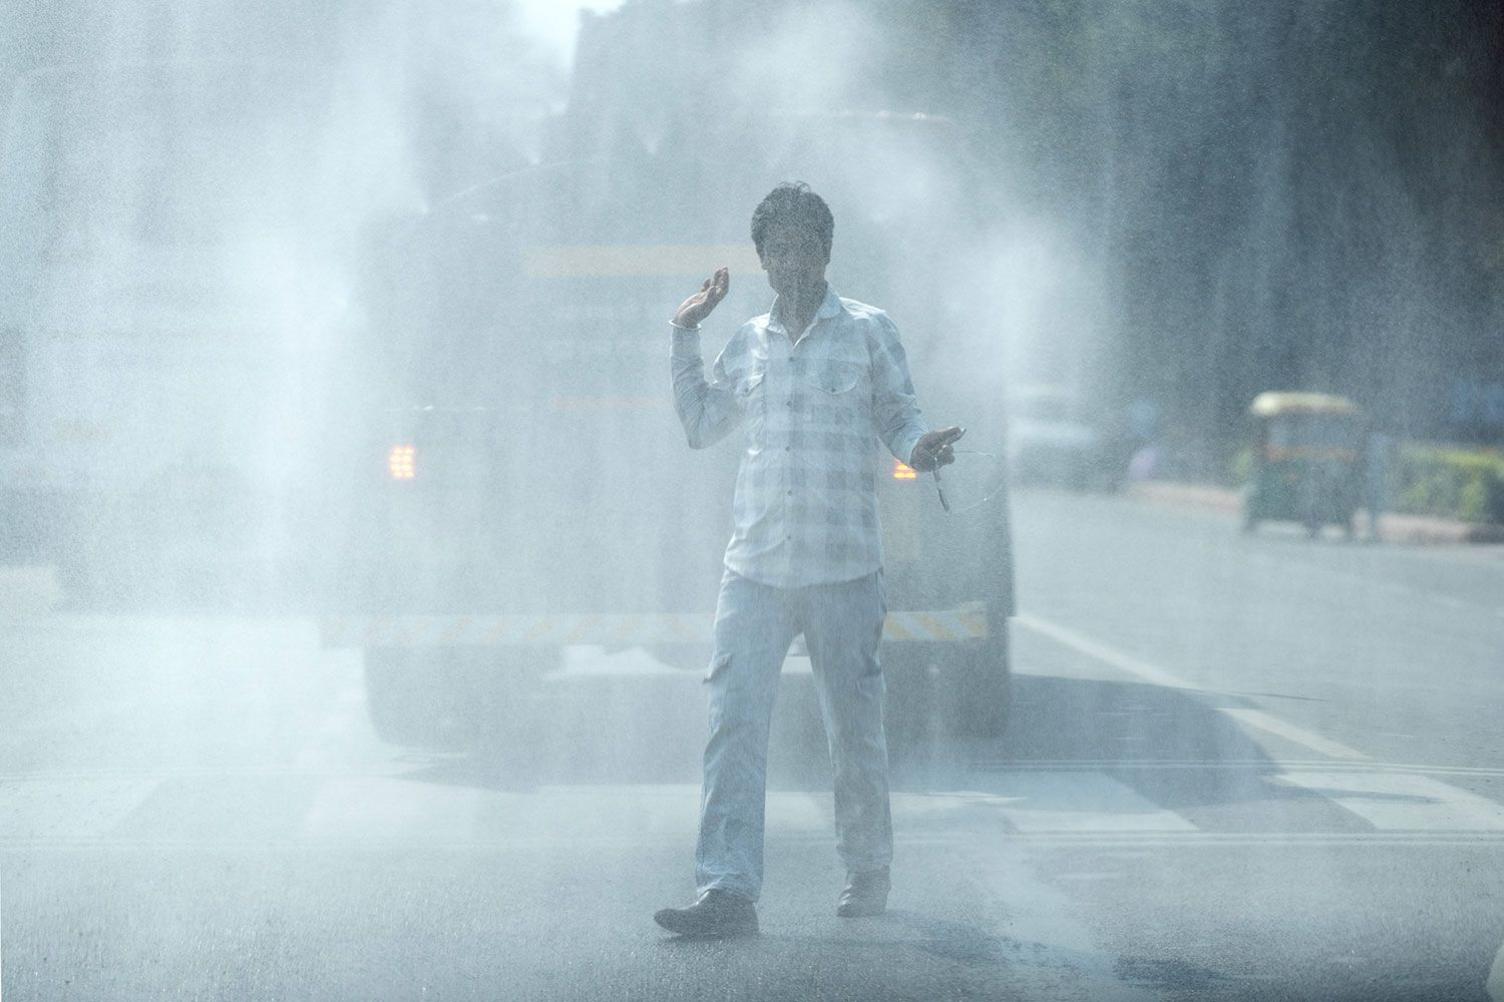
[751,181,834,258]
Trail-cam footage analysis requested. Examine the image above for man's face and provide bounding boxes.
[758,221,829,300]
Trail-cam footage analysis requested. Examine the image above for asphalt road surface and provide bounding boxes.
[2,489,1503,1000]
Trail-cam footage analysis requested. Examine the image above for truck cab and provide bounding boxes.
[331,119,1015,750]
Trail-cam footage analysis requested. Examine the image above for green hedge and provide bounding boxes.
[1227,442,1504,524]
[1394,445,1504,525]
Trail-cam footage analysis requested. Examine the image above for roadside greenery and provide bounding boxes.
[1228,443,1504,524]
[1394,445,1504,525]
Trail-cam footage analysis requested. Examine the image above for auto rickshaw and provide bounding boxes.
[1242,392,1364,538]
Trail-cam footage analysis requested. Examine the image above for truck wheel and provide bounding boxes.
[56,538,154,609]
[882,630,1013,745]
[364,647,456,747]
[363,646,557,750]
[363,647,493,749]
[943,632,1012,739]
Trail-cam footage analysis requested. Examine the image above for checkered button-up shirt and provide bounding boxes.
[672,285,930,588]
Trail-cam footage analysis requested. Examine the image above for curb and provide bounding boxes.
[1125,482,1504,546]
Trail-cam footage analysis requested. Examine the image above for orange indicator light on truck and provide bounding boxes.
[892,460,918,480]
[388,445,416,480]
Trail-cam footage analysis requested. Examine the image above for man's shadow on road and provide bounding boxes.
[392,669,1318,995]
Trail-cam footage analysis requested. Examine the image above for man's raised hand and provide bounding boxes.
[673,267,730,329]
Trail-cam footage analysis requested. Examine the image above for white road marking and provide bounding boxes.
[528,785,829,836]
[0,565,62,615]
[1219,709,1370,761]
[894,774,1195,833]
[0,771,1194,846]
[547,645,691,677]
[970,759,1504,778]
[1015,612,1370,761]
[0,775,162,840]
[298,781,829,843]
[1488,937,1504,1002]
[783,654,813,676]
[295,775,1197,842]
[13,832,1504,852]
[1,694,154,748]
[1014,613,1195,691]
[1271,772,1504,832]
[292,665,389,770]
[16,757,1504,784]
[10,768,1504,850]
[300,775,490,842]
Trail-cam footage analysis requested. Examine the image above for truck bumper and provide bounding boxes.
[320,602,991,649]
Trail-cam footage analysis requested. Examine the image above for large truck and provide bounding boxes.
[0,60,361,600]
[326,109,1016,749]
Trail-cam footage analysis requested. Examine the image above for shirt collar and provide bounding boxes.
[767,284,844,338]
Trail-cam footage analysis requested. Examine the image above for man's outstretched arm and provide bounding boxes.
[869,313,961,471]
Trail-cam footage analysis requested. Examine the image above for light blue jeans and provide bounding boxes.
[695,569,892,901]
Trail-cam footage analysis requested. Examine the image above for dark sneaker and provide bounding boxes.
[654,889,759,938]
[836,867,890,918]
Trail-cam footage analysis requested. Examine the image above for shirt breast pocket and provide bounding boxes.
[736,367,765,401]
[806,360,862,396]
[734,365,766,432]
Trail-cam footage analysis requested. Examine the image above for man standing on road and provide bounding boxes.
[654,182,962,937]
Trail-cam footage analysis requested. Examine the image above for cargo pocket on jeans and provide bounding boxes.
[704,651,733,684]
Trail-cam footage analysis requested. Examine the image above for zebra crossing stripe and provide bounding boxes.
[282,771,1504,841]
[11,768,1504,848]
[301,775,486,843]
[1270,772,1504,832]
[0,776,163,841]
[893,775,1196,833]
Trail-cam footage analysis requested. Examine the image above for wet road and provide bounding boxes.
[2,489,1503,1000]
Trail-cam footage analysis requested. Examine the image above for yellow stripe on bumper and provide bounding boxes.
[321,603,990,648]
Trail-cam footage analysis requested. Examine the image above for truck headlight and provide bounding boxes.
[387,445,416,481]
